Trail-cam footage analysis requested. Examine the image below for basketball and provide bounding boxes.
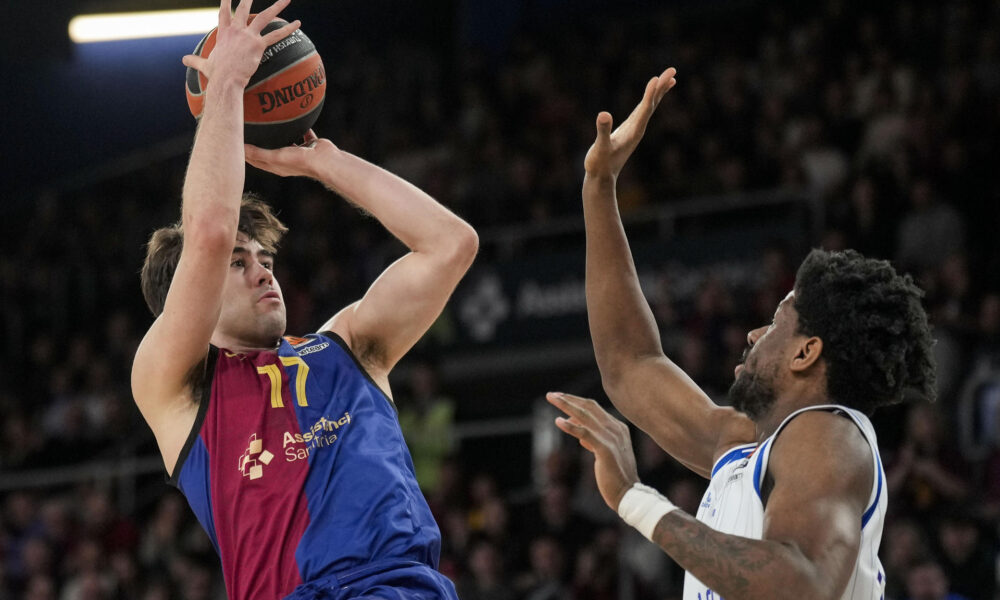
[185,18,326,149]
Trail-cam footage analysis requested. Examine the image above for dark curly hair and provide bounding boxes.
[793,249,936,414]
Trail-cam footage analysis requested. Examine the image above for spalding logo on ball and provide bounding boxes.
[185,18,326,149]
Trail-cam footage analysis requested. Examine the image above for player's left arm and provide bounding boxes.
[549,393,874,600]
[246,133,479,382]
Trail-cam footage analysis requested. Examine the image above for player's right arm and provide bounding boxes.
[130,0,300,475]
[582,68,755,477]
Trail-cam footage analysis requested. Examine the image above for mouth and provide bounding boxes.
[734,364,745,378]
[258,291,281,303]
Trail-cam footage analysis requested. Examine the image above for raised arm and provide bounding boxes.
[549,392,874,600]
[131,0,299,474]
[582,69,753,475]
[245,133,478,386]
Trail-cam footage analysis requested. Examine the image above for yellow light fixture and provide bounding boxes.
[69,7,217,43]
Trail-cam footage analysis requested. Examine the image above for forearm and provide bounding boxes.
[181,80,246,236]
[652,511,830,600]
[312,149,474,253]
[583,173,664,376]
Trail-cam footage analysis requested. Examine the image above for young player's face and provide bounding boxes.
[216,234,287,347]
[728,291,801,420]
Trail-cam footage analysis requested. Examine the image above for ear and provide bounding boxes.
[790,336,823,372]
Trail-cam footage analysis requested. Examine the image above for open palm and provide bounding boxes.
[584,67,677,178]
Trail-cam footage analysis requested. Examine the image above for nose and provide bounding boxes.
[747,326,768,346]
[252,261,273,287]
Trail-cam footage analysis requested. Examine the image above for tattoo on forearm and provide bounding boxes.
[653,511,789,598]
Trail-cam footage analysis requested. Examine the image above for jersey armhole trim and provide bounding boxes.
[711,443,757,477]
[166,345,218,488]
[319,330,398,414]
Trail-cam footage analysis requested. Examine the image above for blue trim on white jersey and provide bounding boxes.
[711,444,757,477]
[860,451,884,528]
[753,438,772,500]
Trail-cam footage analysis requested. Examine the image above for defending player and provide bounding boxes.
[131,1,475,598]
[547,68,936,599]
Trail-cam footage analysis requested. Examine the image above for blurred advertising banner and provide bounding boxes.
[450,221,802,348]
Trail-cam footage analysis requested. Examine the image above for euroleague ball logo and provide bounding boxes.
[300,94,314,109]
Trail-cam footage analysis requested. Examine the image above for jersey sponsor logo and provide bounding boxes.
[283,335,330,356]
[701,492,712,509]
[283,412,351,462]
[297,342,329,356]
[238,434,275,481]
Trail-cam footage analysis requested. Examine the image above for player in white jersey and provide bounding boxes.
[547,68,936,599]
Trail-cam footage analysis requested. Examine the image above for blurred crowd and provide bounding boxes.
[3,0,1000,598]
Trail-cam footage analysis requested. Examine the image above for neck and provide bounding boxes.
[754,385,830,442]
[210,332,281,354]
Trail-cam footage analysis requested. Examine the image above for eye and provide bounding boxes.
[261,261,274,271]
[231,259,245,268]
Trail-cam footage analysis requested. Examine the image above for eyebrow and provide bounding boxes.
[231,246,276,258]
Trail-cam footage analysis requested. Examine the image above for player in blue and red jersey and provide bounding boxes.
[131,1,477,598]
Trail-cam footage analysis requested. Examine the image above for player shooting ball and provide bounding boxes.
[132,1,476,598]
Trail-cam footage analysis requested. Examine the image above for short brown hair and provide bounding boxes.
[140,194,288,316]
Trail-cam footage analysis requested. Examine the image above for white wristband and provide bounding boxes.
[617,482,677,541]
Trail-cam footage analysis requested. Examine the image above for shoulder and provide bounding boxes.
[768,410,874,503]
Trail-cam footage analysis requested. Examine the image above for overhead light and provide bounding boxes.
[69,8,217,43]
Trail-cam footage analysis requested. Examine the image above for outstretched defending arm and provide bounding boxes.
[582,69,753,475]
[245,133,478,389]
[131,0,300,475]
[548,392,873,600]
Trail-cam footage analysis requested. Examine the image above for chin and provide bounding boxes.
[256,314,287,346]
[727,370,777,421]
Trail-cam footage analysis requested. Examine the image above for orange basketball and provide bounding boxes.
[185,18,326,149]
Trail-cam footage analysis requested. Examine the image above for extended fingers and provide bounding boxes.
[651,67,678,106]
[262,19,301,45]
[625,67,678,129]
[554,417,597,452]
[217,0,232,27]
[234,0,254,24]
[546,391,607,426]
[594,111,613,145]
[182,54,208,73]
[253,0,292,33]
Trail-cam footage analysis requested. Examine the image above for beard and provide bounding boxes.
[728,362,778,421]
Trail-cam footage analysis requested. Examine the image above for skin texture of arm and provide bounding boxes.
[582,69,754,476]
[650,411,873,599]
[548,392,874,600]
[245,136,478,391]
[131,0,300,475]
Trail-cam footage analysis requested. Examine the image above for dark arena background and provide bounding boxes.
[2,0,1000,598]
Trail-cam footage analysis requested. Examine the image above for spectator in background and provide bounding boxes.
[398,359,456,495]
[903,559,970,600]
[895,178,965,276]
[933,510,995,600]
[456,538,516,600]
[883,519,931,600]
[887,404,970,520]
[514,535,569,600]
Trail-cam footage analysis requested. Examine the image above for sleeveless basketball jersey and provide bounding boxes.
[168,332,443,600]
[683,405,887,600]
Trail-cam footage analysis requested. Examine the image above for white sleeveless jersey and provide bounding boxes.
[682,405,887,600]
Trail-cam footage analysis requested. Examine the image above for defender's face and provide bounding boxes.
[729,291,801,419]
[216,234,286,347]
